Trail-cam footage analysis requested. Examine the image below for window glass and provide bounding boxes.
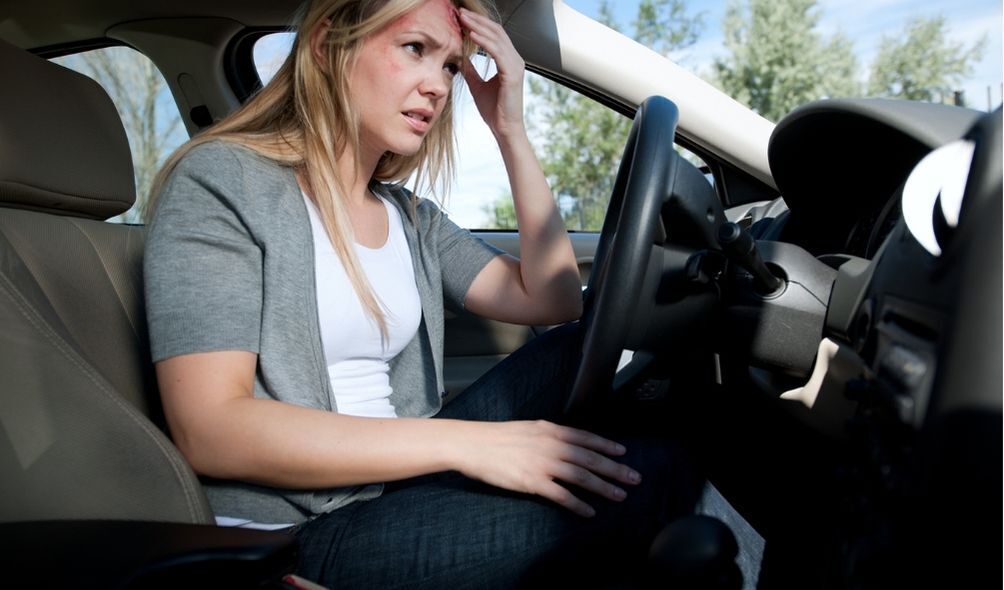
[254,32,294,86]
[52,46,187,224]
[250,34,705,231]
[523,71,631,232]
[563,0,1002,121]
[460,69,707,231]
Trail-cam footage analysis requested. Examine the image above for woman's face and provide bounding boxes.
[348,0,464,161]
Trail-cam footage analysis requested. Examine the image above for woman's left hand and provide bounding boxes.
[459,8,526,140]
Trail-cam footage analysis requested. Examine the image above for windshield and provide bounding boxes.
[565,0,1002,121]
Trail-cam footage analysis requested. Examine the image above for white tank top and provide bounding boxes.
[303,193,421,418]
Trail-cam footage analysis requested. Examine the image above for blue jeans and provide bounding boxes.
[294,324,717,588]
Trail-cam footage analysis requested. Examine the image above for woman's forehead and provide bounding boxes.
[385,0,464,48]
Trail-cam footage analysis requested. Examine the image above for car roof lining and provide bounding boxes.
[3,0,302,50]
[3,0,526,50]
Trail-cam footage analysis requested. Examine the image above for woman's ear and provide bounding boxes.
[308,18,332,72]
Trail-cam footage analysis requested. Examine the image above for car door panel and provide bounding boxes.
[441,231,598,400]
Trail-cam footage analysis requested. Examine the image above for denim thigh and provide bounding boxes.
[295,438,699,589]
[295,323,703,588]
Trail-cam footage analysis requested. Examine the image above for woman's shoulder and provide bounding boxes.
[156,139,298,224]
[177,139,285,180]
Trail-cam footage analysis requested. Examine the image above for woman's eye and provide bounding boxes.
[444,62,460,76]
[404,42,424,56]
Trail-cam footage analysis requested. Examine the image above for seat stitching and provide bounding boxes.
[1,274,204,522]
[0,178,132,206]
[66,218,141,339]
[2,217,144,405]
[0,272,206,523]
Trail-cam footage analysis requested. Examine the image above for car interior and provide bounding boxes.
[1,0,1000,588]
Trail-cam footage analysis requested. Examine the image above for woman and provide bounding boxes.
[144,0,700,586]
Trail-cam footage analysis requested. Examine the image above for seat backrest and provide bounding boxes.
[0,39,213,524]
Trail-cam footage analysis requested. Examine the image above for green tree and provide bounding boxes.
[481,194,516,230]
[485,0,703,230]
[868,16,986,104]
[633,0,703,55]
[713,0,859,122]
[481,189,518,229]
[527,76,632,231]
[55,47,184,223]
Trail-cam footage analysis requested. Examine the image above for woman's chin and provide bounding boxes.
[386,144,423,158]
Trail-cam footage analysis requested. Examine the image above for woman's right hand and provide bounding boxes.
[455,420,642,517]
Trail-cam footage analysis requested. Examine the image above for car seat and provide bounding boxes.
[0,38,213,525]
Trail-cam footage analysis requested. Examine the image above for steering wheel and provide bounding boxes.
[564,96,683,417]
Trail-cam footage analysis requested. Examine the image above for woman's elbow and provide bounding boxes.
[558,270,584,321]
[168,425,219,476]
[559,294,583,322]
[539,289,583,324]
[165,413,247,479]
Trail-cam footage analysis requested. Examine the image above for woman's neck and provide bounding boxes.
[297,146,381,208]
[334,144,382,206]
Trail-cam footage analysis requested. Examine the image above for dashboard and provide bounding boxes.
[766,99,983,260]
[711,98,1001,588]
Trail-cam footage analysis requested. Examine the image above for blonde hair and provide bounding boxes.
[148,0,498,340]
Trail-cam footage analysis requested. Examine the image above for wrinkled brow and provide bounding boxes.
[404,29,464,63]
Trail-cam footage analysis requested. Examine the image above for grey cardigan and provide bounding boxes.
[145,141,501,523]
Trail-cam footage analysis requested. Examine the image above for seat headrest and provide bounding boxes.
[0,39,135,219]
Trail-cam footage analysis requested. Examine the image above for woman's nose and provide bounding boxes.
[419,67,450,99]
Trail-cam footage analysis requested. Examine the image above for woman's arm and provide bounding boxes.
[157,350,640,517]
[458,9,583,326]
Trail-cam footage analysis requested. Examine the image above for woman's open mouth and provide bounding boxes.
[403,110,433,133]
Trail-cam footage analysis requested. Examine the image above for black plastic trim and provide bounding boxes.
[31,38,128,59]
[0,520,297,589]
[224,27,292,103]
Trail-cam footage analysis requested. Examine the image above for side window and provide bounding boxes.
[254,32,294,86]
[521,71,632,232]
[435,64,634,231]
[250,34,707,231]
[462,70,709,231]
[52,46,186,224]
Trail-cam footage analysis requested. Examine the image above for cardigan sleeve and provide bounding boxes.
[144,143,264,363]
[425,201,504,311]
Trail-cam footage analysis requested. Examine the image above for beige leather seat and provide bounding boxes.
[0,39,212,524]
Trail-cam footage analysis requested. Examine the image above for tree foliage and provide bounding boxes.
[481,0,987,228]
[633,0,703,56]
[868,16,986,103]
[713,0,858,122]
[484,190,518,229]
[56,47,184,223]
[483,0,702,230]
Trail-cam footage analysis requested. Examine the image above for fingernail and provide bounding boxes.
[613,487,626,500]
[629,470,641,483]
[614,443,626,454]
[584,506,596,518]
